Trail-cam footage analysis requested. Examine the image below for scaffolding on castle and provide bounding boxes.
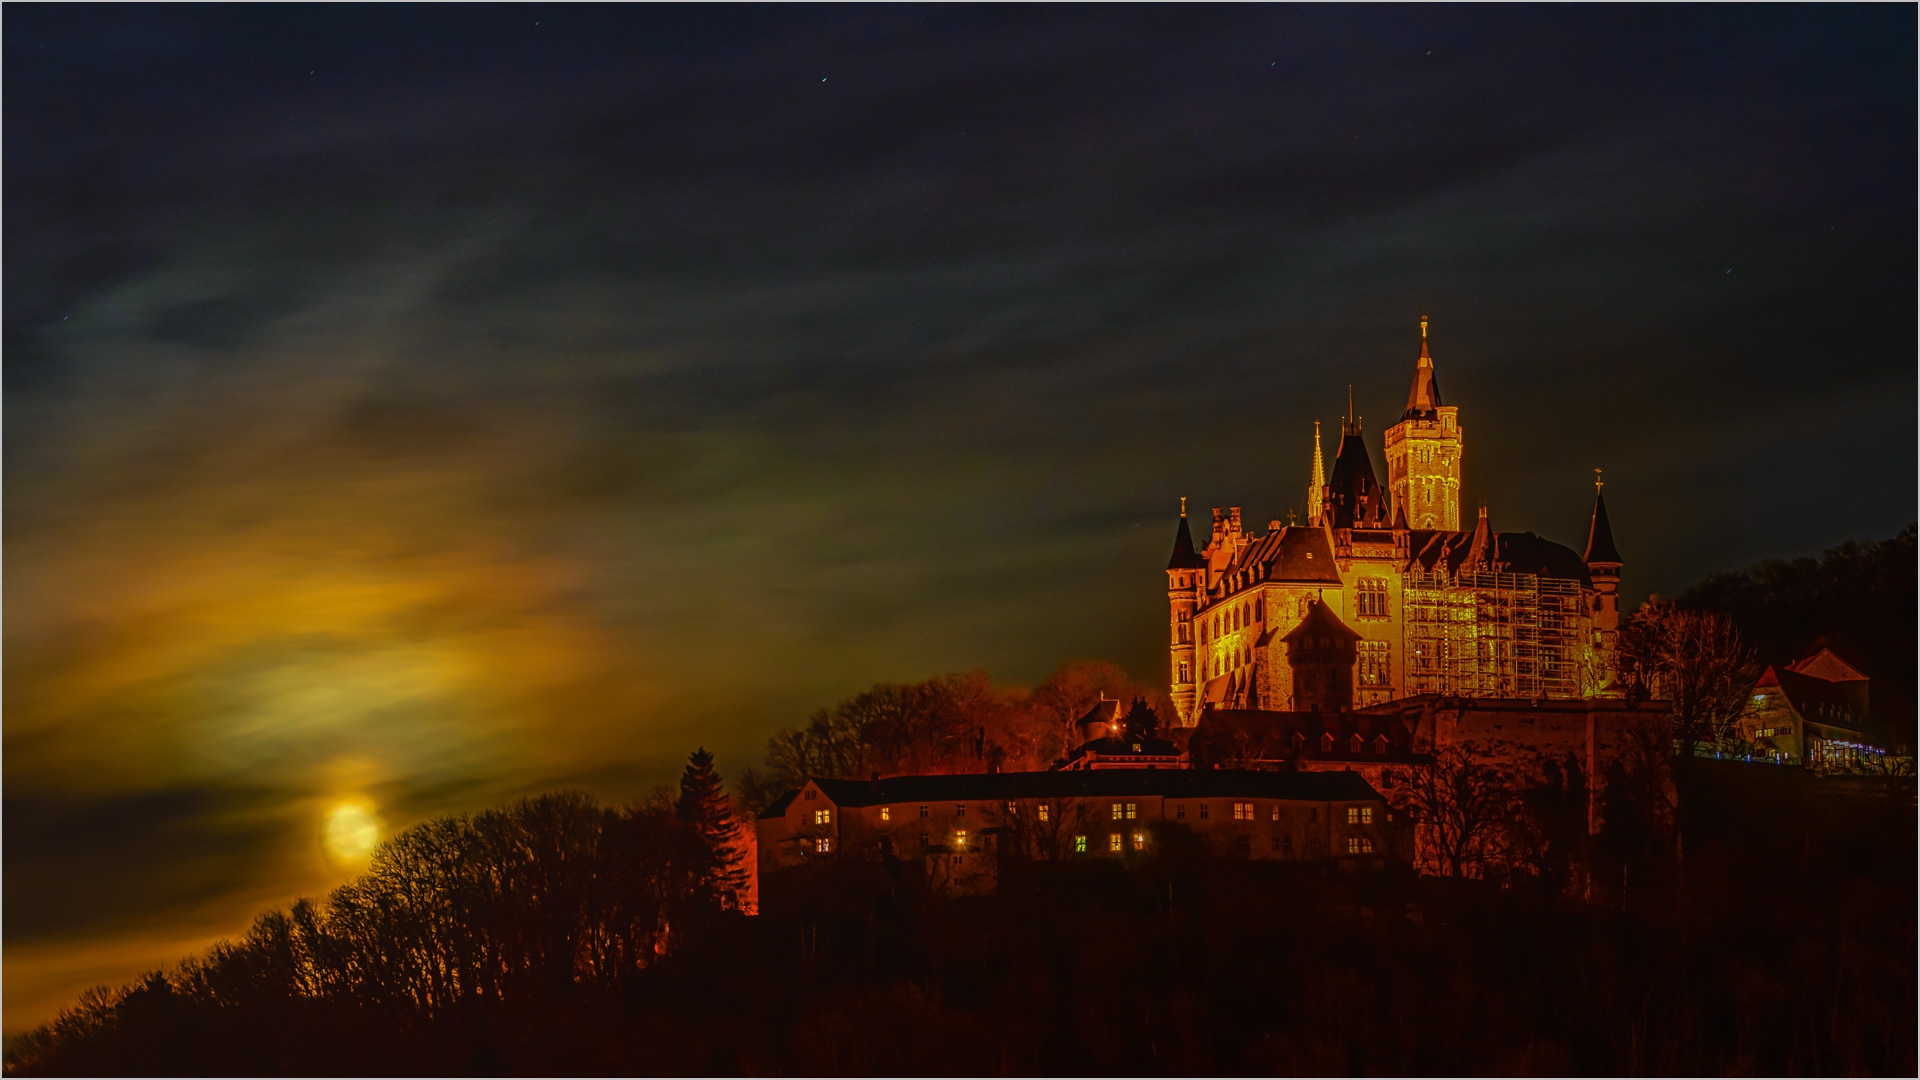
[1402,569,1584,699]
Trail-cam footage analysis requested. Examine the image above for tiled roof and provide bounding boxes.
[769,769,1384,810]
[1281,598,1361,645]
[1407,528,1591,586]
[1221,525,1342,585]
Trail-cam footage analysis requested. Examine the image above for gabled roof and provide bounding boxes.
[760,769,1385,809]
[1583,489,1622,565]
[1281,599,1361,646]
[1166,512,1206,570]
[1786,648,1867,684]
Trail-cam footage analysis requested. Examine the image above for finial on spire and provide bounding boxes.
[1347,385,1355,430]
[1421,313,1429,339]
[1593,468,1604,492]
[1418,313,1431,363]
[1180,495,1188,516]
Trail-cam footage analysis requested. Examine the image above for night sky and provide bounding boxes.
[5,5,1913,1031]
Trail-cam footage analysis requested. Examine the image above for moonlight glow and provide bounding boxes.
[324,802,381,862]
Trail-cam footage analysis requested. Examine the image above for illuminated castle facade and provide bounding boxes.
[1164,318,1623,725]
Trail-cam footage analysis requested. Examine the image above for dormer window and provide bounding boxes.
[1320,733,1334,752]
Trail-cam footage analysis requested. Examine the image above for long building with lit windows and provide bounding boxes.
[1163,317,1624,725]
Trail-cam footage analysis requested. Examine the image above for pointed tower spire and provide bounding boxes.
[1583,471,1622,565]
[1306,421,1326,526]
[1166,498,1205,570]
[1403,313,1444,419]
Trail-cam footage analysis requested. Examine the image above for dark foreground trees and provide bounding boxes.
[10,762,1913,1076]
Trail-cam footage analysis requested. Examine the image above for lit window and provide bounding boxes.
[1125,802,1138,820]
[880,806,891,821]
[1133,832,1146,849]
[1358,640,1391,686]
[1074,835,1087,853]
[1199,804,1209,820]
[1347,807,1360,824]
[1112,803,1124,820]
[1038,805,1050,822]
[1357,578,1389,618]
[816,837,833,854]
[1346,837,1374,854]
[1109,834,1123,852]
[1362,807,1374,824]
[814,809,831,825]
[954,830,967,848]
[1007,801,1017,814]
[1233,802,1254,821]
[1270,805,1279,821]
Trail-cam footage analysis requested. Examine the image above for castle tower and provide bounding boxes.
[1165,498,1207,725]
[1305,421,1326,527]
[1383,315,1464,530]
[1583,471,1623,636]
[1281,599,1361,713]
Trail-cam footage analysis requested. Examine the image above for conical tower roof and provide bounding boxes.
[1583,481,1622,565]
[1166,500,1206,570]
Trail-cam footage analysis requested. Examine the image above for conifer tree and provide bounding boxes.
[677,747,747,910]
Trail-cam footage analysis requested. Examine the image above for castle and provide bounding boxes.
[1164,317,1623,724]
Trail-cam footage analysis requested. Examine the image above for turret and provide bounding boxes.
[1166,498,1206,724]
[1583,471,1622,634]
[1281,599,1361,713]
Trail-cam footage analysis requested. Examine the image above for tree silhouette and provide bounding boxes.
[678,747,749,912]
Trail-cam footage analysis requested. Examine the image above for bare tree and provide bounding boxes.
[1405,747,1520,878]
[1615,602,1757,759]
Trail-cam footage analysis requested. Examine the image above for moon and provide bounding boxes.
[324,802,381,862]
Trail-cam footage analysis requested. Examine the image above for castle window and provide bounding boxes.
[880,806,891,821]
[920,805,929,818]
[1111,803,1124,820]
[1133,833,1146,849]
[1357,578,1389,618]
[920,832,930,848]
[1232,802,1253,821]
[1179,661,1191,682]
[1346,837,1374,855]
[804,789,816,800]
[816,837,833,854]
[1234,834,1252,856]
[954,830,967,848]
[1347,807,1359,824]
[1038,804,1050,822]
[956,803,965,817]
[1270,804,1280,821]
[1007,801,1017,814]
[1254,598,1263,621]
[1363,807,1374,824]
[1358,641,1391,686]
[1126,802,1138,820]
[1176,804,1186,820]
[814,809,831,825]
[1110,834,1123,852]
[1198,804,1210,820]
[1074,835,1087,853]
